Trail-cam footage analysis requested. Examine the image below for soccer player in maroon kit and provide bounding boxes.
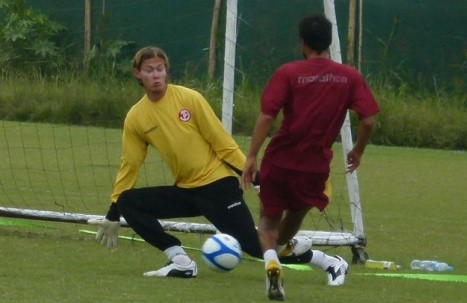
[242,14,379,300]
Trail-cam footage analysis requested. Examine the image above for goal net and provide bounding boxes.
[0,0,367,262]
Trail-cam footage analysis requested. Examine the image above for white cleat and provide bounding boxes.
[326,255,349,286]
[144,261,197,278]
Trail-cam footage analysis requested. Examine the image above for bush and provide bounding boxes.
[371,83,466,150]
[0,0,69,75]
[0,71,465,151]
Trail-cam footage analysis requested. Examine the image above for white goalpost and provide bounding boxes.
[322,0,367,262]
[221,0,238,134]
[0,0,368,263]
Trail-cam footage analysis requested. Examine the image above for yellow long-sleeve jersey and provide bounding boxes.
[110,84,245,202]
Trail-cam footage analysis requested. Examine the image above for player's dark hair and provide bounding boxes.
[299,14,332,54]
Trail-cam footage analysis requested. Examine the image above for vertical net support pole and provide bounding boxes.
[323,0,366,260]
[221,0,238,134]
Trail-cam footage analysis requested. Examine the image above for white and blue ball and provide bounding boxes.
[201,233,242,272]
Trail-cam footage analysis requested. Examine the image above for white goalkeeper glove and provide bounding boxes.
[88,203,120,249]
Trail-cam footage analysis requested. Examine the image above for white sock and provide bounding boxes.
[263,249,280,268]
[164,246,191,266]
[172,254,192,266]
[309,250,335,270]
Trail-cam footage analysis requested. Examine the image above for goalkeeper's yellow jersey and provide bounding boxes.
[110,84,245,202]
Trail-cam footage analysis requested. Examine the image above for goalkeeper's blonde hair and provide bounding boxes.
[132,46,170,85]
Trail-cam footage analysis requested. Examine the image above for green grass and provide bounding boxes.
[0,121,466,302]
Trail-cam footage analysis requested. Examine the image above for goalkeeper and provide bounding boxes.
[88,46,311,278]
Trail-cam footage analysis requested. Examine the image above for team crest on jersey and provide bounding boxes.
[178,109,191,122]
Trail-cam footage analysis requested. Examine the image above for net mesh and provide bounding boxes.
[0,0,365,249]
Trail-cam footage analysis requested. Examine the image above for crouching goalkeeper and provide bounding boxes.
[88,46,311,278]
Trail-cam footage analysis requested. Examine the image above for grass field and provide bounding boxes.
[0,121,466,302]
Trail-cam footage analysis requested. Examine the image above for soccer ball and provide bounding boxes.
[201,233,242,272]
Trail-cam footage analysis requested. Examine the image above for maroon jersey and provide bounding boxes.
[261,58,379,173]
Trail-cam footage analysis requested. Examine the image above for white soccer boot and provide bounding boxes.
[143,260,198,278]
[326,255,349,286]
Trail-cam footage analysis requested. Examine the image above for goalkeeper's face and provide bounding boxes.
[134,57,168,98]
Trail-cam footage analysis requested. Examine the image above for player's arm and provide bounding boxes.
[346,115,376,173]
[242,112,275,190]
[88,115,148,249]
[346,73,379,174]
[241,66,289,189]
[111,116,148,202]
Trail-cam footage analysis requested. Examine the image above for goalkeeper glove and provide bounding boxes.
[87,203,120,249]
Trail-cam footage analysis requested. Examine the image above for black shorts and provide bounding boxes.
[117,177,263,258]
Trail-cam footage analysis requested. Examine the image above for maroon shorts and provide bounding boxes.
[259,159,330,219]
